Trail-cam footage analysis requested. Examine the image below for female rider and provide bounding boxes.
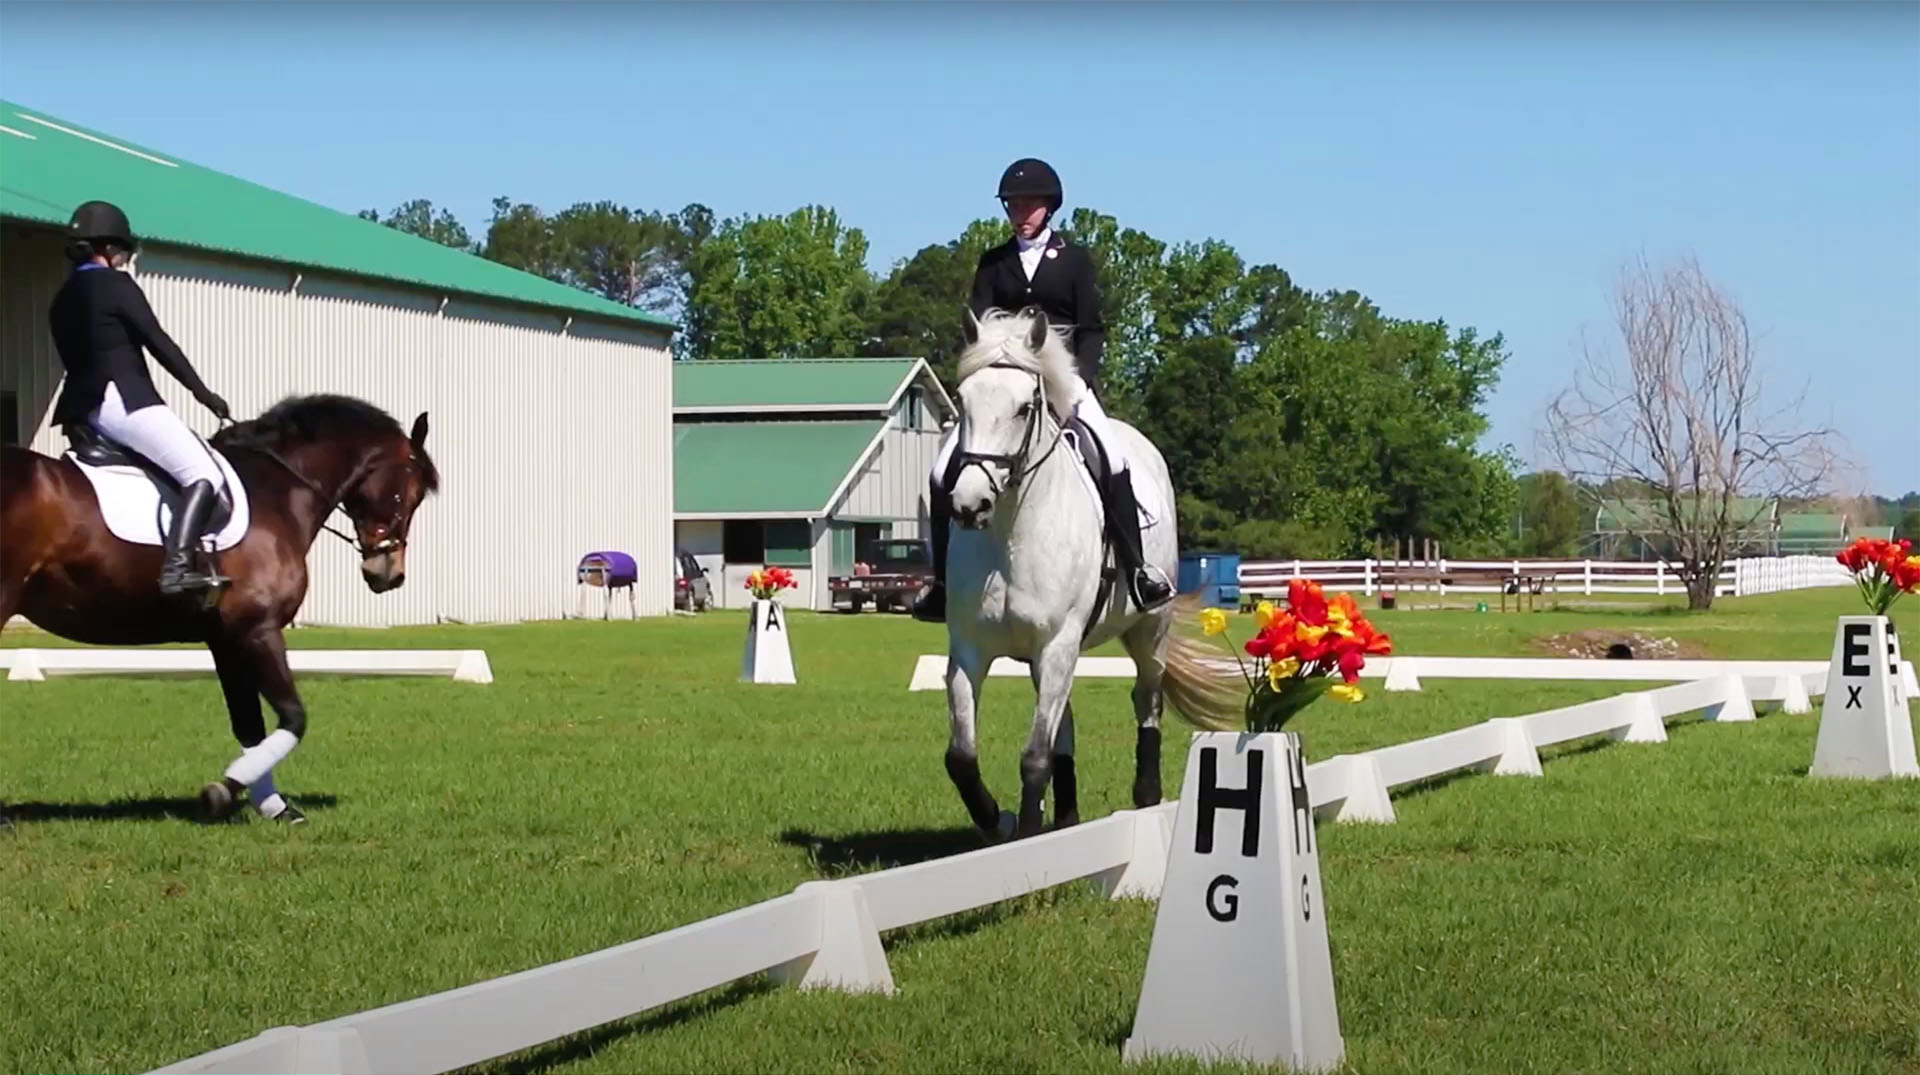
[912,158,1175,622]
[47,199,233,595]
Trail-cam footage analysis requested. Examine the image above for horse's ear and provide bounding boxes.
[409,411,429,449]
[962,306,980,345]
[1024,308,1048,352]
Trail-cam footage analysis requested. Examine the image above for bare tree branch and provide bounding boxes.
[1538,253,1850,609]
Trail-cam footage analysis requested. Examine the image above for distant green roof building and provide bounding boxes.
[1588,496,1883,559]
[0,97,672,331]
[670,358,954,611]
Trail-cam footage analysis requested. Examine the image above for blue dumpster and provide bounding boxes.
[1176,552,1241,609]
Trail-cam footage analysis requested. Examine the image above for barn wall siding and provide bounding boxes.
[4,236,676,627]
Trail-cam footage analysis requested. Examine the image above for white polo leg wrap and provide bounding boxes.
[224,728,299,788]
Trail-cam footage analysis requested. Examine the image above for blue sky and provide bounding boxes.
[3,1,1915,495]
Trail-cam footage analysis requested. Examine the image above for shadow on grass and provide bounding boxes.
[455,977,778,1075]
[779,825,989,874]
[1,792,341,826]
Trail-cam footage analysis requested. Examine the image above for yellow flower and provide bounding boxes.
[1267,658,1300,689]
[1326,604,1356,638]
[1296,622,1328,644]
[1254,601,1277,629]
[1330,683,1365,703]
[1199,608,1228,636]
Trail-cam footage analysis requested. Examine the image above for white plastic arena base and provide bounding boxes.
[1124,730,1344,1071]
[0,648,493,684]
[740,599,796,685]
[1809,616,1918,780]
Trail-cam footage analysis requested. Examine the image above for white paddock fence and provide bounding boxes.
[1236,553,1854,602]
[153,665,1837,1075]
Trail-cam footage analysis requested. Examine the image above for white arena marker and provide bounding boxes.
[1810,616,1918,780]
[1382,659,1421,692]
[1123,731,1343,1072]
[740,598,796,685]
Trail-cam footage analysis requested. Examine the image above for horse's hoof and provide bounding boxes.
[274,803,307,825]
[993,809,1017,843]
[1052,811,1080,830]
[199,781,239,821]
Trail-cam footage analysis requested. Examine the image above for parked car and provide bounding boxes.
[673,548,711,612]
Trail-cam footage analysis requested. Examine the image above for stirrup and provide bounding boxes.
[1130,566,1175,610]
[911,583,947,624]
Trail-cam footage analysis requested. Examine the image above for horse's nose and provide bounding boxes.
[954,502,989,529]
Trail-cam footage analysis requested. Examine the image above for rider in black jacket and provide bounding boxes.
[48,200,233,595]
[912,158,1175,622]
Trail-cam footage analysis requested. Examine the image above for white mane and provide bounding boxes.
[955,307,1081,416]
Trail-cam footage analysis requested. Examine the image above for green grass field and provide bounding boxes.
[3,590,1916,1075]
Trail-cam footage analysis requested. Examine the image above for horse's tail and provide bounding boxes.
[1156,591,1250,733]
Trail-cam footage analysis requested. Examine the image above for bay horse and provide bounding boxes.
[0,393,438,825]
[937,306,1241,841]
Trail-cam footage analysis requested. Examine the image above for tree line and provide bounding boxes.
[359,197,1914,562]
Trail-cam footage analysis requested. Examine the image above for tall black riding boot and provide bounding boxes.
[158,480,229,595]
[1103,468,1174,611]
[911,480,953,623]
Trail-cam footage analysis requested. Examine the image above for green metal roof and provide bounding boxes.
[673,420,884,516]
[0,98,673,332]
[1594,497,1774,532]
[673,358,924,411]
[1777,512,1845,537]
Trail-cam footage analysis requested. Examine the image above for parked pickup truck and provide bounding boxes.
[829,539,933,613]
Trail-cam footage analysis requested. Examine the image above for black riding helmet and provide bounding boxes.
[68,199,139,251]
[997,158,1062,213]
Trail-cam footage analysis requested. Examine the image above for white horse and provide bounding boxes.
[937,305,1241,841]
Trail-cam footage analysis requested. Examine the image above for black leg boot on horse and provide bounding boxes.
[1103,467,1174,612]
[912,479,953,624]
[158,480,231,597]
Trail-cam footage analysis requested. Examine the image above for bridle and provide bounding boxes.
[949,359,1071,500]
[216,417,416,560]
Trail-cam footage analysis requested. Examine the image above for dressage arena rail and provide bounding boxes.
[152,665,1833,1075]
[907,653,1920,699]
[1236,553,1854,600]
[0,648,494,684]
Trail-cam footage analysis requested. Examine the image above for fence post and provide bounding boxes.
[1583,560,1593,595]
[1656,561,1666,596]
[1363,559,1374,596]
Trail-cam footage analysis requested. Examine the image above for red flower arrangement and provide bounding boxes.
[1197,578,1394,733]
[745,566,797,601]
[1836,537,1920,616]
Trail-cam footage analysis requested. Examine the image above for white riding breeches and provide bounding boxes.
[88,383,224,489]
[929,378,1130,488]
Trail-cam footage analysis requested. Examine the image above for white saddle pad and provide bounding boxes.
[1061,427,1163,530]
[66,448,252,552]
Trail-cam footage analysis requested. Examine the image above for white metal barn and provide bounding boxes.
[671,358,955,610]
[0,98,678,627]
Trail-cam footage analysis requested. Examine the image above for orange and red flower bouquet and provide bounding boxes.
[1196,578,1394,733]
[1836,537,1920,617]
[745,566,797,602]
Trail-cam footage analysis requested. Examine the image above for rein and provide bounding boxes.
[215,418,406,559]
